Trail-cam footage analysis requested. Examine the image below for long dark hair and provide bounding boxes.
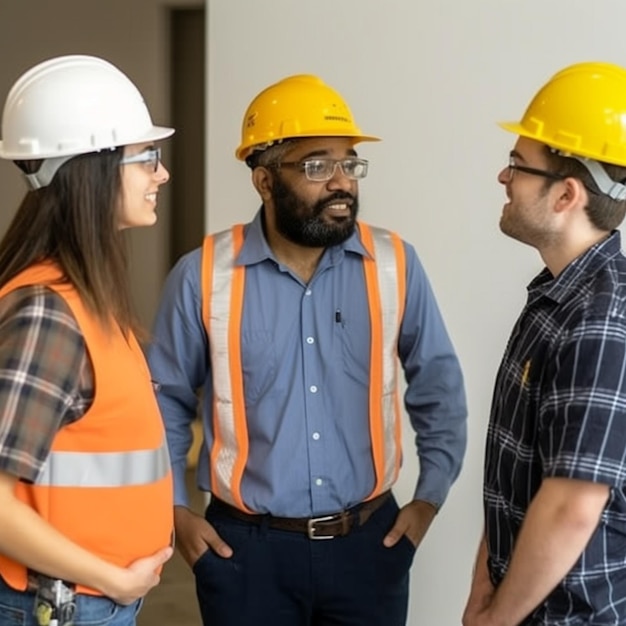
[0,147,138,335]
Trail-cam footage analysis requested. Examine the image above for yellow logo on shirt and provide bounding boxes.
[521,359,531,387]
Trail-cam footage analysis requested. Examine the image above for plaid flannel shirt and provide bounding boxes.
[485,230,626,624]
[0,285,93,482]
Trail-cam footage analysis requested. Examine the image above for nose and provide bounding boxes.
[156,160,170,184]
[497,165,511,185]
[326,162,354,192]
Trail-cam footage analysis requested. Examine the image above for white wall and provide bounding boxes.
[206,1,626,622]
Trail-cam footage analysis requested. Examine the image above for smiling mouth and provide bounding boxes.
[327,204,349,212]
[323,201,351,213]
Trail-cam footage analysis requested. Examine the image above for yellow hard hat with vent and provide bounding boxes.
[499,62,626,167]
[235,74,379,162]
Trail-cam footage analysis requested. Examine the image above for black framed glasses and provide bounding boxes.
[120,147,162,172]
[279,157,369,182]
[507,155,564,182]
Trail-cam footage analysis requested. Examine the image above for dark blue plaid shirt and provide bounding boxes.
[485,231,626,625]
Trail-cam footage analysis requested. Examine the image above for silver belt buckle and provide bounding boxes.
[307,514,337,540]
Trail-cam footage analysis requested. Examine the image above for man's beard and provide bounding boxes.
[271,175,359,247]
[499,188,557,249]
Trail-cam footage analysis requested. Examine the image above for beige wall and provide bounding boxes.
[0,0,202,326]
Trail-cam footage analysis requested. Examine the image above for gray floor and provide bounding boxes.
[138,470,205,625]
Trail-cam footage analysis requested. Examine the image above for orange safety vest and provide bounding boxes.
[0,262,173,595]
[201,222,406,512]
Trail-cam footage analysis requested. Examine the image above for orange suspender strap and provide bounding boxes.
[359,223,385,497]
[358,222,406,499]
[200,234,214,348]
[228,227,249,511]
[201,224,252,512]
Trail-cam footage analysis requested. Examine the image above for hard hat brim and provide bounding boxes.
[498,119,624,164]
[235,133,381,162]
[497,121,527,137]
[0,125,175,160]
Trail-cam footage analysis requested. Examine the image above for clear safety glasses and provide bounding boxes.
[120,147,162,172]
[279,157,369,182]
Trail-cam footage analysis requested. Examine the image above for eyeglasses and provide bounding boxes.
[278,157,369,182]
[507,155,564,182]
[120,147,162,172]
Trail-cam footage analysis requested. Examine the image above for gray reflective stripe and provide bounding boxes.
[368,226,402,490]
[208,229,240,499]
[36,439,171,487]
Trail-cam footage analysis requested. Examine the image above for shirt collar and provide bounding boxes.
[527,230,623,304]
[235,208,372,267]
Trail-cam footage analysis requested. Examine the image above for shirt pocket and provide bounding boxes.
[241,330,278,404]
[336,318,370,387]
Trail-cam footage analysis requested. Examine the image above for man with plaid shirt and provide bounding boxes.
[464,62,626,625]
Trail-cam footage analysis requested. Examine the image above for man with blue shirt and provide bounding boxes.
[463,62,626,625]
[148,74,467,626]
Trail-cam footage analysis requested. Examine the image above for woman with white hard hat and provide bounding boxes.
[0,55,174,626]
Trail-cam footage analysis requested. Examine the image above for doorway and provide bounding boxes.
[169,7,206,266]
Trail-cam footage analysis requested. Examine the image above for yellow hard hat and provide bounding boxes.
[499,62,626,167]
[235,74,380,161]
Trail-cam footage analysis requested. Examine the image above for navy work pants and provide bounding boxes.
[193,493,416,626]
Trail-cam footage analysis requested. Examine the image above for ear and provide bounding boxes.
[553,177,588,214]
[252,166,274,201]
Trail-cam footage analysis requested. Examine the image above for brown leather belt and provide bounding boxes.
[209,491,391,540]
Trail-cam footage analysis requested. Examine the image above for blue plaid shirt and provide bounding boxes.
[485,230,626,624]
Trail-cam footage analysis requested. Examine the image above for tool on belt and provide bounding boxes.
[32,574,76,626]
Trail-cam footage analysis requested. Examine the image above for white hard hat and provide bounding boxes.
[0,55,174,162]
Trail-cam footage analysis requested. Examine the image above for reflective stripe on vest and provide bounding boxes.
[201,222,406,510]
[36,443,171,487]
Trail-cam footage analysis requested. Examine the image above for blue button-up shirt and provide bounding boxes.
[147,210,466,517]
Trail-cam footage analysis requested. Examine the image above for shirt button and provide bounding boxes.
[310,385,318,393]
[315,478,323,486]
[312,432,320,440]
[306,337,315,344]
[305,289,312,296]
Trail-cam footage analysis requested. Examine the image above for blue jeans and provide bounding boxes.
[194,493,416,626]
[0,575,142,626]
